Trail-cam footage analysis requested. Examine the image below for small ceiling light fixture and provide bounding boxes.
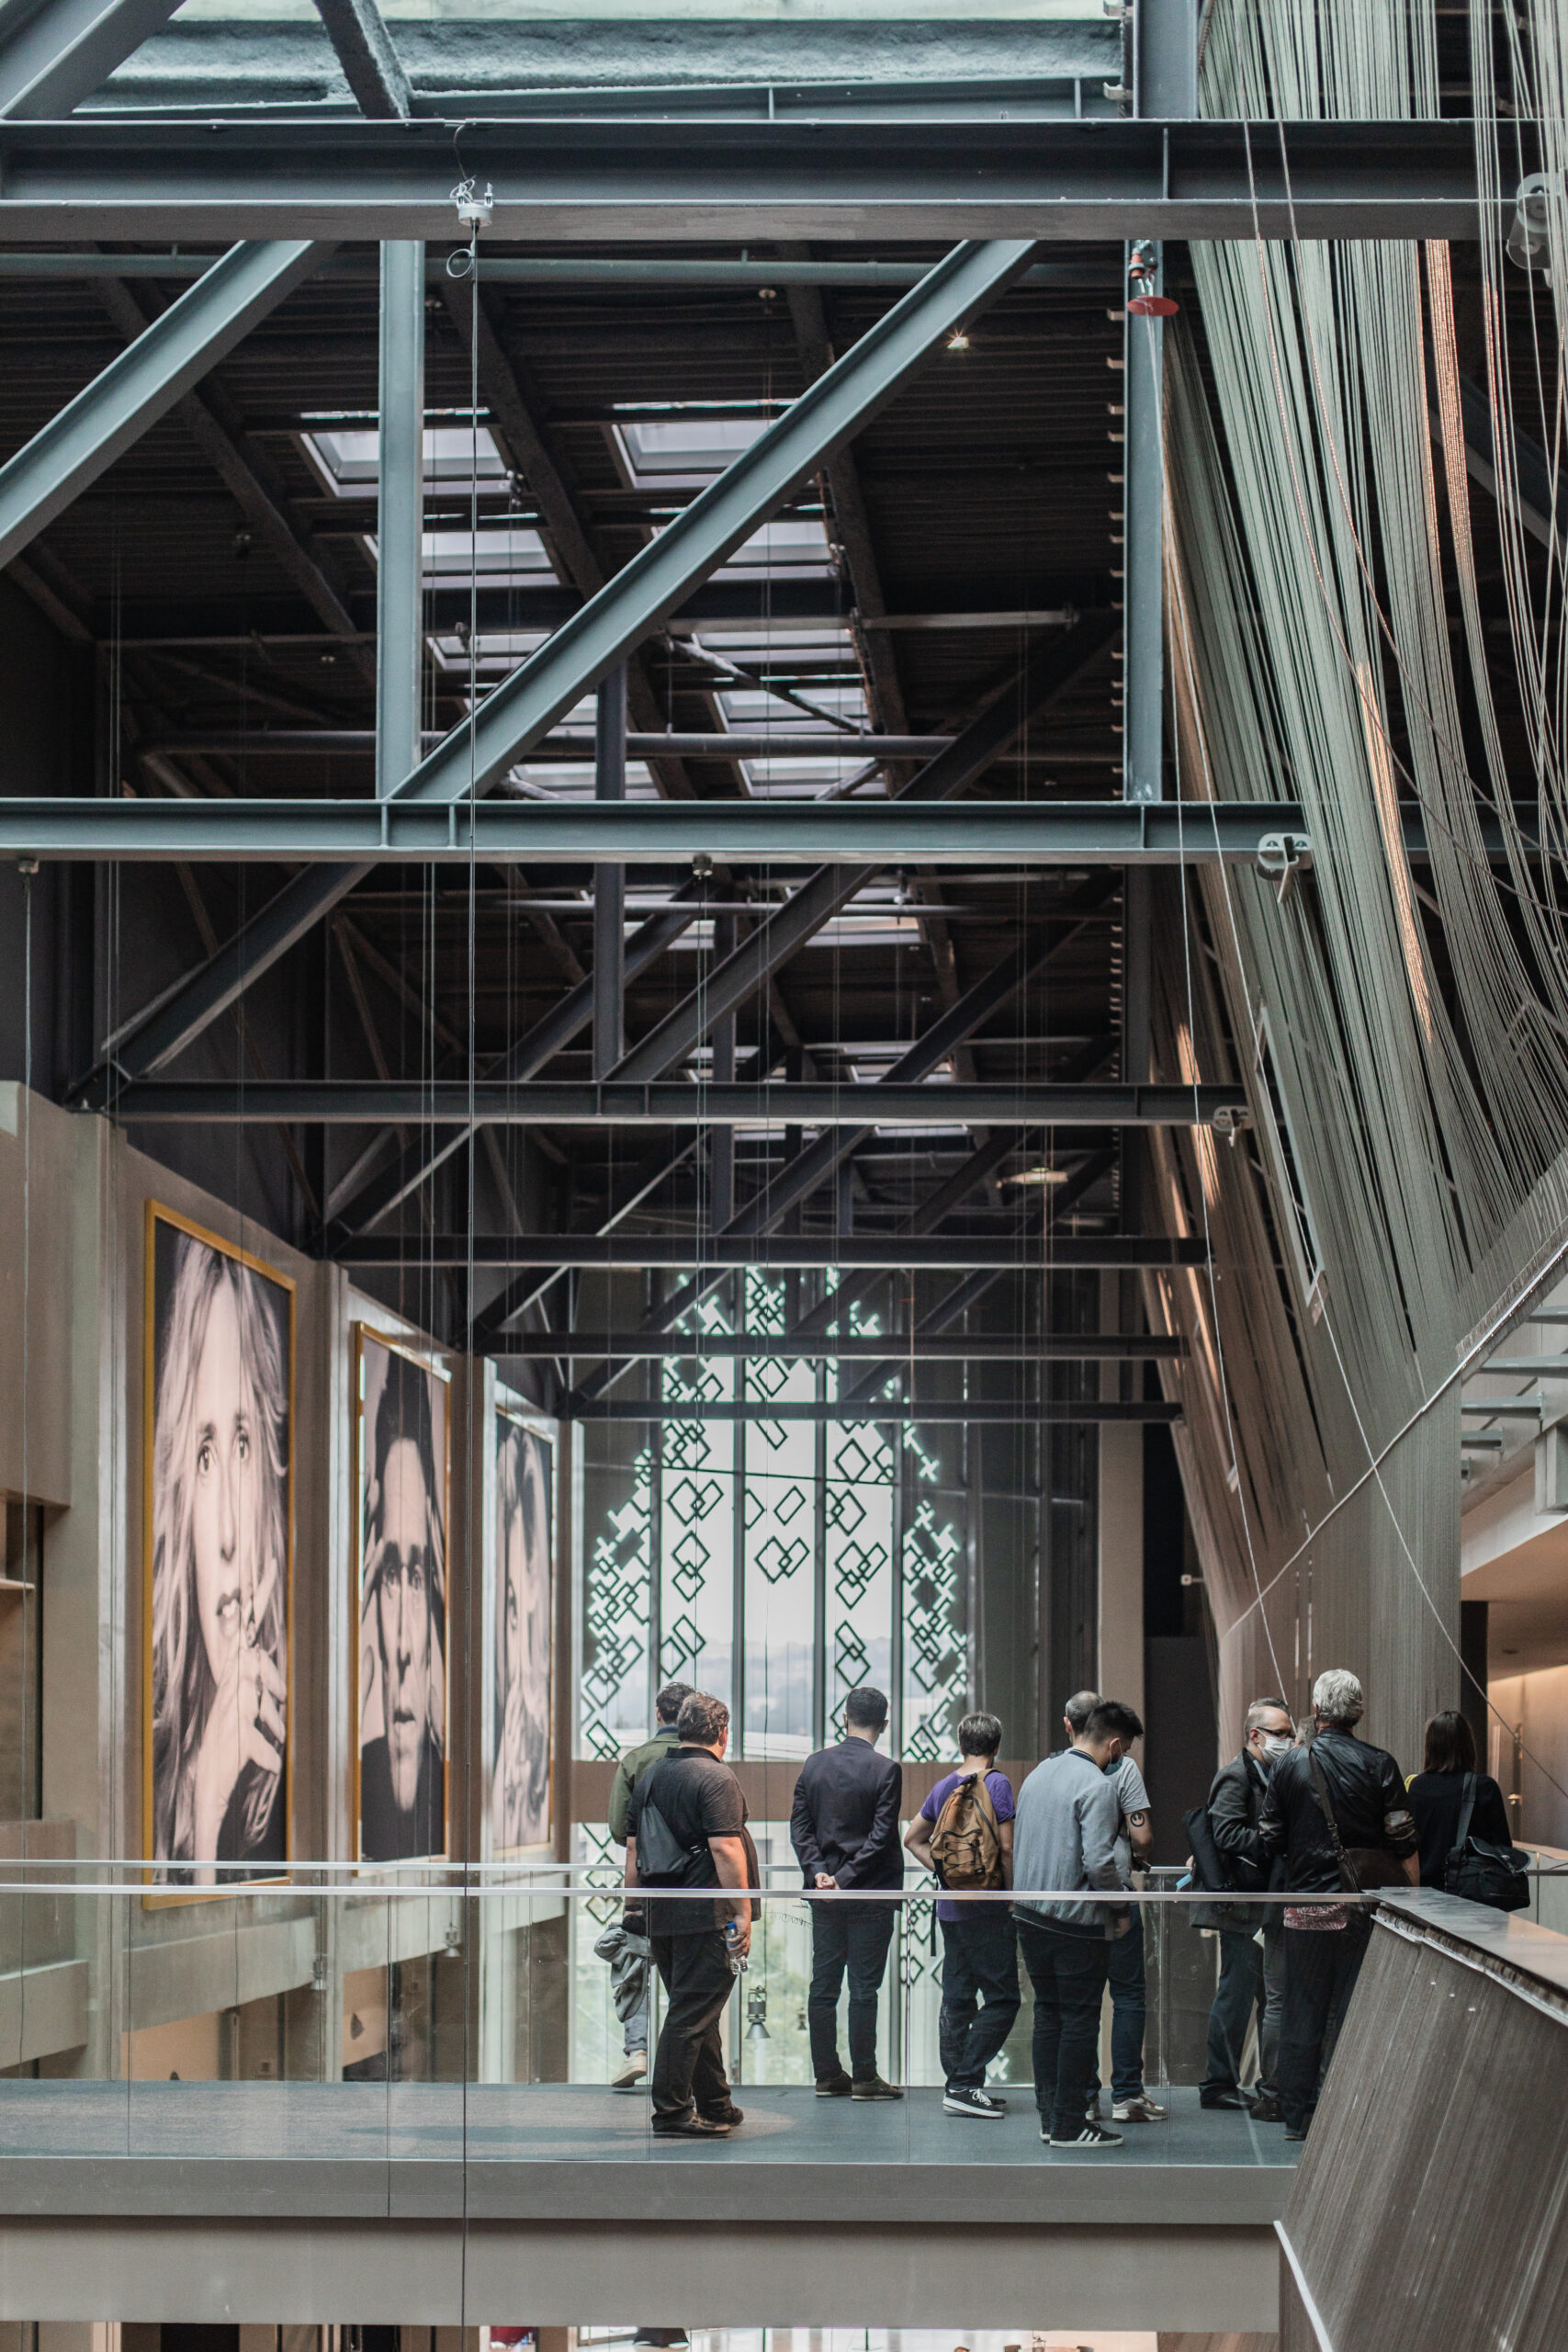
[1006,1165,1070,1187]
[946,327,970,354]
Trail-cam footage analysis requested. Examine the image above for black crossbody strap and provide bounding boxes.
[1454,1771,1478,1854]
[1308,1748,1360,1893]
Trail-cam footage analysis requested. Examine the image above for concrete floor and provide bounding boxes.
[0,2078,1300,2170]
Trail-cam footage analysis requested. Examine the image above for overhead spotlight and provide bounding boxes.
[1006,1166,1069,1187]
[745,1987,771,2042]
[1507,172,1555,273]
[946,328,970,353]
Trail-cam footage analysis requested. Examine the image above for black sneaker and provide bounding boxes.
[1247,2091,1284,2122]
[1200,2086,1249,2110]
[851,2075,904,2100]
[942,2085,1006,2120]
[815,2071,853,2098]
[1046,2119,1125,2150]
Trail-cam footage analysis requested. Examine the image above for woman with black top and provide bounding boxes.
[1407,1711,1513,1887]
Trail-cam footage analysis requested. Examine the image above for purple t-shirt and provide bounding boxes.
[920,1769,1015,1922]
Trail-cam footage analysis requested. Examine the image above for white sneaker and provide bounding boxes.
[612,2053,648,2090]
[942,2086,1007,2119]
[1112,2093,1168,2122]
[1046,2120,1125,2150]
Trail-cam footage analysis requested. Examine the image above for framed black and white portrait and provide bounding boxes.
[354,1329,450,1864]
[492,1406,553,1854]
[144,1204,294,1892]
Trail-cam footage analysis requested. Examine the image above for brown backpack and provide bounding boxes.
[930,1770,1004,1891]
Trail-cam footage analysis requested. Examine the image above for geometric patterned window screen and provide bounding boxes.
[578,1269,968,1759]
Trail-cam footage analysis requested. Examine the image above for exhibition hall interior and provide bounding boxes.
[2,1,1568,2348]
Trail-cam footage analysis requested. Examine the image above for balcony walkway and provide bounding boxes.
[0,2083,1294,2332]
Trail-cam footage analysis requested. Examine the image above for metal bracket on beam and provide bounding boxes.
[1257,831,1312,904]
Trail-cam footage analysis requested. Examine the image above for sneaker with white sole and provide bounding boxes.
[942,2085,1007,2120]
[1046,2119,1125,2150]
[1111,2093,1168,2122]
[612,2053,648,2091]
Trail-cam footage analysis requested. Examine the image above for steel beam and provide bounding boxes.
[336,1235,1208,1271]
[592,664,627,1079]
[312,0,410,120]
[10,797,1492,865]
[499,1331,1187,1361]
[111,1081,1244,1128]
[324,877,711,1243]
[609,626,1115,1085]
[134,730,959,761]
[0,239,327,571]
[0,0,181,120]
[375,239,423,798]
[570,1399,1182,1425]
[0,118,1491,242]
[0,254,1116,288]
[68,238,1031,1105]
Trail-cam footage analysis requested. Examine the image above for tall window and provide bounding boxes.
[577,1270,968,1758]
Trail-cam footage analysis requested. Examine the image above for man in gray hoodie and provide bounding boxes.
[1012,1697,1145,2150]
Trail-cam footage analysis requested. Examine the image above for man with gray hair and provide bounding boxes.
[1258,1668,1418,2141]
[1194,1695,1295,2114]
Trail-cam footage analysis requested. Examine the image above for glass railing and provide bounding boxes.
[3,1863,1535,2165]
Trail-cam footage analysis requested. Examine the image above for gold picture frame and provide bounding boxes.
[351,1325,453,1867]
[142,1201,296,1902]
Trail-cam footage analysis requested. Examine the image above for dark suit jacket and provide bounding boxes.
[790,1737,904,1890]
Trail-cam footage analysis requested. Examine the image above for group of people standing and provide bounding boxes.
[605,1664,1509,2149]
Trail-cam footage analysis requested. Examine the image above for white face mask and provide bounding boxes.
[1261,1734,1293,1764]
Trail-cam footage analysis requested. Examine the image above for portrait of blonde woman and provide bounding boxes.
[147,1210,292,1887]
[492,1415,552,1853]
[356,1334,448,1863]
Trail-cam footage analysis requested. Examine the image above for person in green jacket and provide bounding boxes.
[606,1680,694,2087]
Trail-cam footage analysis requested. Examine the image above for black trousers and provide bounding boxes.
[649,1928,734,2122]
[1277,1913,1372,2133]
[1016,1916,1111,2139]
[807,1904,897,2080]
[1202,1928,1265,2096]
[938,1910,1021,2090]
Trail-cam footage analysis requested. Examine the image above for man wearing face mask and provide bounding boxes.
[1197,1697,1295,2117]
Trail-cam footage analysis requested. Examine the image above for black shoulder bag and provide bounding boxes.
[1308,1750,1409,1894]
[1442,1773,1530,1913]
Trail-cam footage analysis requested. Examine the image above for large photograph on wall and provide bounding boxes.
[493,1407,553,1853]
[145,1204,294,1890]
[354,1329,449,1862]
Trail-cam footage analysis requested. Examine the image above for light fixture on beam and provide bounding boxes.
[1006,1166,1071,1187]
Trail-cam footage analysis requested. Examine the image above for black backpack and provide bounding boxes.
[633,1770,710,1888]
[1443,1774,1530,1913]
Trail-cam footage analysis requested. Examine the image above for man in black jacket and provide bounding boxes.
[1258,1668,1418,2140]
[790,1685,904,2099]
[1198,1695,1294,2114]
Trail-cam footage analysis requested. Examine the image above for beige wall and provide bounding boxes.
[0,1086,569,2080]
[1488,1666,1568,1850]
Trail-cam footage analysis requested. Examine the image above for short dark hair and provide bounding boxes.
[676,1690,730,1747]
[1086,1699,1144,1746]
[1064,1688,1101,1734]
[1423,1709,1477,1776]
[844,1685,889,1733]
[656,1679,695,1725]
[957,1711,1003,1759]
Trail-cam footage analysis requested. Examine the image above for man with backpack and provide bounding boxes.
[904,1711,1020,2120]
[789,1685,904,2099]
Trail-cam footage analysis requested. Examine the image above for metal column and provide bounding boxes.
[710,911,737,1230]
[592,662,626,1079]
[375,240,424,800]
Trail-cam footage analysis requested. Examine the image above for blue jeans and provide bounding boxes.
[1088,1909,1147,2102]
[938,1910,1021,2090]
[1279,1914,1371,2134]
[1016,1917,1111,2139]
